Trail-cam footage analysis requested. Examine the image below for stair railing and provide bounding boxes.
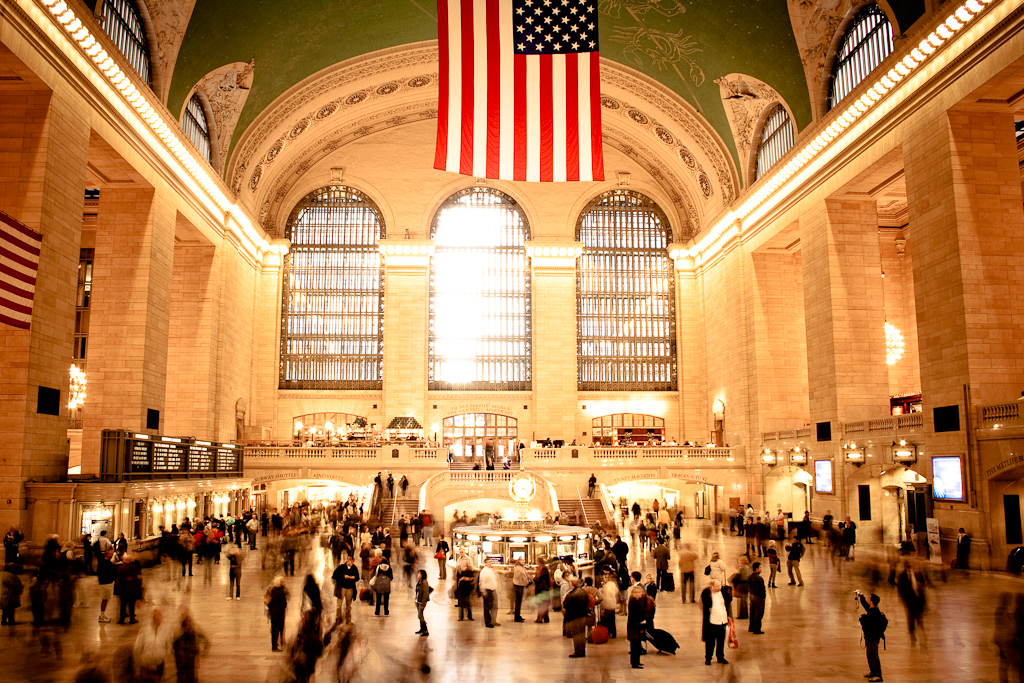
[576,485,589,526]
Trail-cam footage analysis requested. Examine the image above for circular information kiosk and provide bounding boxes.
[451,521,594,570]
[447,471,594,572]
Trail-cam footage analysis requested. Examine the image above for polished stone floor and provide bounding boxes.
[0,524,1019,682]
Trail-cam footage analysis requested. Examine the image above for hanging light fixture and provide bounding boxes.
[885,322,904,365]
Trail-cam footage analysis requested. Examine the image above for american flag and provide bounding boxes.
[434,0,605,182]
[0,211,42,330]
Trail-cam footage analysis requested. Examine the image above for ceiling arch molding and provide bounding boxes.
[230,44,735,237]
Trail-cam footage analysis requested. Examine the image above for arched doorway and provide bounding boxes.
[764,466,813,519]
[443,413,519,467]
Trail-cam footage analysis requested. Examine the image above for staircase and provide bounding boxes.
[557,497,612,530]
[374,497,421,530]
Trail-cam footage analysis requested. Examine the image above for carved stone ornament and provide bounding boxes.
[194,60,255,173]
[147,0,198,100]
[787,0,861,115]
[716,73,787,182]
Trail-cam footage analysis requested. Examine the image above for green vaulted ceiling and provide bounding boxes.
[165,0,915,173]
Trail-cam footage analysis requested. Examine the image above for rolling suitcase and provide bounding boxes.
[359,588,373,603]
[661,573,675,592]
[646,627,679,654]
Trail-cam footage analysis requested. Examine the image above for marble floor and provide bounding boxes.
[0,525,1019,683]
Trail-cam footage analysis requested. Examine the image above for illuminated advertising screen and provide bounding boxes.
[932,456,965,501]
[814,459,833,494]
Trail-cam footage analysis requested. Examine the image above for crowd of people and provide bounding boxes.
[0,496,1013,682]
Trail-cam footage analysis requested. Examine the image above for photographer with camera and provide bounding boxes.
[856,590,887,682]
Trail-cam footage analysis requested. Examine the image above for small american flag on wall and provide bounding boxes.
[0,211,43,330]
[434,0,605,182]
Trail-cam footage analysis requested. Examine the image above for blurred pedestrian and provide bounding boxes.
[331,557,358,624]
[134,609,171,682]
[172,611,208,683]
[265,576,289,651]
[115,552,142,624]
[956,528,971,570]
[226,545,242,600]
[627,585,653,669]
[701,578,732,665]
[1,563,23,625]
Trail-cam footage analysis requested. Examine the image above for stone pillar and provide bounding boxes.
[750,250,809,431]
[251,241,287,438]
[164,240,217,436]
[0,90,89,532]
[672,252,702,444]
[801,198,890,515]
[81,188,176,472]
[903,110,1024,558]
[528,241,581,441]
[380,240,433,427]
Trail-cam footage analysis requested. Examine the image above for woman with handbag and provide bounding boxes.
[456,553,475,621]
[370,560,393,616]
[435,536,450,580]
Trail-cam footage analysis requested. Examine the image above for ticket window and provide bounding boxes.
[81,506,114,542]
[556,542,574,558]
[510,544,528,563]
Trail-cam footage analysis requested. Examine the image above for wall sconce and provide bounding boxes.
[843,442,866,465]
[760,447,776,465]
[892,439,917,463]
[790,446,807,465]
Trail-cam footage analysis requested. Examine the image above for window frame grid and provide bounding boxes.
[754,103,795,180]
[101,0,151,86]
[576,190,678,392]
[182,94,212,164]
[428,187,533,391]
[279,186,386,390]
[827,4,894,110]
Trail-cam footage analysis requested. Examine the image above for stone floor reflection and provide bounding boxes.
[0,525,1019,682]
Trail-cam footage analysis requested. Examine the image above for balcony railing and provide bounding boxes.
[979,401,1021,427]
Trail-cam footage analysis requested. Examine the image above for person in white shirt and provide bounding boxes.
[133,609,172,682]
[700,579,732,665]
[478,559,500,627]
[706,551,728,586]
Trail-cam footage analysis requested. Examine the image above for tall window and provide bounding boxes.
[577,190,676,391]
[101,0,151,85]
[755,104,794,180]
[828,4,894,110]
[429,188,531,391]
[280,187,385,389]
[182,94,212,163]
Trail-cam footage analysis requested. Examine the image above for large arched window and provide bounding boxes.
[429,188,531,391]
[101,0,152,85]
[577,190,676,391]
[279,187,385,389]
[754,104,794,180]
[182,94,212,164]
[828,4,894,110]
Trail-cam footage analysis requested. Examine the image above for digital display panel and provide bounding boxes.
[932,456,965,501]
[814,459,833,493]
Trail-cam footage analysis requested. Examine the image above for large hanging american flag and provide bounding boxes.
[0,211,42,330]
[434,0,605,182]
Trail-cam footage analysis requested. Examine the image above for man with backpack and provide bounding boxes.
[858,591,887,682]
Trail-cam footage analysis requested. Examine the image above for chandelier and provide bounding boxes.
[885,322,904,365]
[68,364,87,410]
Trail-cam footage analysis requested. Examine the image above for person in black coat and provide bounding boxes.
[701,579,732,665]
[265,577,289,651]
[748,562,766,634]
[858,592,886,682]
[627,585,654,669]
[562,577,590,657]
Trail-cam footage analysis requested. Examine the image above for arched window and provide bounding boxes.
[828,4,894,110]
[429,188,531,391]
[182,94,212,163]
[279,187,385,389]
[577,190,676,391]
[755,104,794,180]
[100,0,152,85]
